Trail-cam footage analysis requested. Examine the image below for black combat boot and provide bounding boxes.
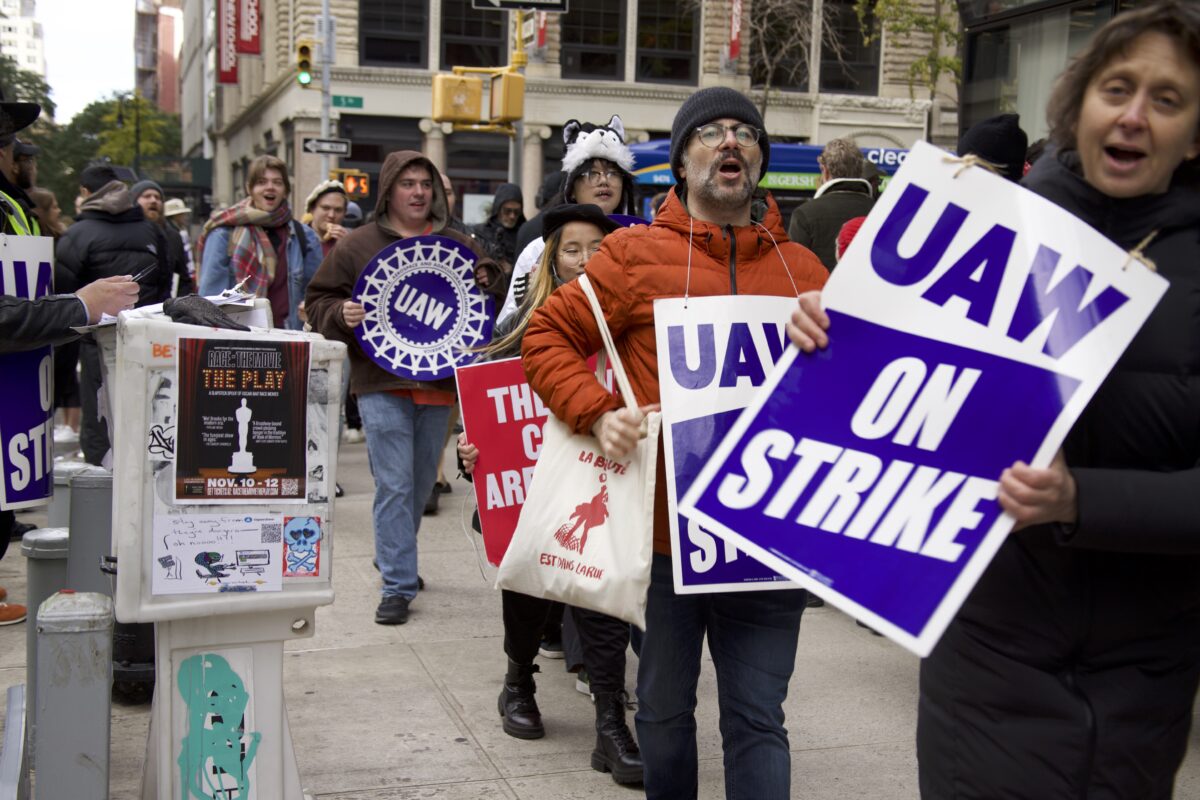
[497,659,544,739]
[590,690,643,785]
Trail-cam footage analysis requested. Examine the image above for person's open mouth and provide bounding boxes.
[1103,143,1147,172]
[717,157,745,180]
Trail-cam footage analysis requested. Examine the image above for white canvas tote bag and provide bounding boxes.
[495,275,660,628]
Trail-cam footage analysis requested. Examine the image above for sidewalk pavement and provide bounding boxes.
[2,439,1198,799]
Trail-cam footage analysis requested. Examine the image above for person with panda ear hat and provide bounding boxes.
[498,115,638,326]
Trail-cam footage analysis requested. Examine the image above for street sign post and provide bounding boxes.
[303,137,352,157]
[470,0,567,10]
[332,95,363,109]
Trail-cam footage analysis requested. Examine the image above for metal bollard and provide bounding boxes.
[46,461,90,529]
[34,591,112,800]
[66,467,112,597]
[19,528,69,750]
[0,686,29,800]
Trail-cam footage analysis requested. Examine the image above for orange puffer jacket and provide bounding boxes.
[522,186,828,555]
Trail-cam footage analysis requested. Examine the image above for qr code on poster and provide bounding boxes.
[260,523,282,543]
[281,478,299,495]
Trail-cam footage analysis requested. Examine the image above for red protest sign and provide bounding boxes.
[456,355,613,566]
[456,357,546,566]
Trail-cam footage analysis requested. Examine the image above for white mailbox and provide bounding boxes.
[109,312,344,800]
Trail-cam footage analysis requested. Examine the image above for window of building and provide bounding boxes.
[560,0,625,81]
[636,1,698,84]
[820,0,880,94]
[441,0,504,69]
[751,23,809,92]
[359,0,427,68]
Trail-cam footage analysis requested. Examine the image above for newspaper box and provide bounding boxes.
[110,313,344,800]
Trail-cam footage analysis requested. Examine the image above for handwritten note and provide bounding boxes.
[152,514,284,595]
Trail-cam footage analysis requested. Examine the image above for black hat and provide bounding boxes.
[669,87,768,181]
[14,138,38,157]
[958,113,1029,182]
[80,164,121,193]
[0,102,39,146]
[130,179,164,200]
[543,204,621,240]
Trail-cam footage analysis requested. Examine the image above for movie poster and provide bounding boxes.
[175,337,310,504]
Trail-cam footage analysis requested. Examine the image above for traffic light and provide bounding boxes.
[432,74,483,123]
[296,40,314,88]
[330,169,370,199]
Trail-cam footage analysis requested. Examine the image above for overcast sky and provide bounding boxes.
[38,0,134,122]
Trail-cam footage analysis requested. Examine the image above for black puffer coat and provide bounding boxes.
[56,204,168,307]
[471,182,525,267]
[918,149,1200,800]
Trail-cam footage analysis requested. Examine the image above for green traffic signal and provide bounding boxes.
[297,41,313,87]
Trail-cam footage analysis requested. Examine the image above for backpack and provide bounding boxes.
[292,219,311,261]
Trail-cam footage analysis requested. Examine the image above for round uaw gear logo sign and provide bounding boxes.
[353,235,494,381]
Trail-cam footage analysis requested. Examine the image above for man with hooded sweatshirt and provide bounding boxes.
[471,182,525,267]
[56,164,170,465]
[304,151,496,626]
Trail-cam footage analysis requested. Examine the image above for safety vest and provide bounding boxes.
[0,189,39,236]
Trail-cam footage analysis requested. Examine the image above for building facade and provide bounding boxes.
[0,0,45,82]
[181,0,958,217]
[958,0,1147,143]
[136,0,183,114]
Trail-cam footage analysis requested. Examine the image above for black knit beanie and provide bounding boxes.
[130,179,164,200]
[669,87,769,180]
[958,113,1028,182]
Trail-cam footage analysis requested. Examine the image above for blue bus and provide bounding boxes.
[629,139,909,221]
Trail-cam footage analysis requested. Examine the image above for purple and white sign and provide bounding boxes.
[0,237,57,510]
[353,235,494,381]
[680,141,1167,656]
[655,295,799,593]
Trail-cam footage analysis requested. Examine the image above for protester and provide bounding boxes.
[28,187,62,238]
[304,179,349,256]
[835,215,866,263]
[304,151,495,625]
[439,172,471,237]
[861,159,882,197]
[787,137,875,270]
[343,200,363,230]
[162,197,195,273]
[516,171,566,254]
[786,4,1200,796]
[13,138,36,190]
[198,155,321,330]
[522,87,828,799]
[458,203,641,783]
[56,164,169,466]
[132,179,193,297]
[472,182,525,267]
[957,112,1029,181]
[499,114,638,326]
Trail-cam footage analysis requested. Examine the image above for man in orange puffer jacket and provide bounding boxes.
[523,87,828,800]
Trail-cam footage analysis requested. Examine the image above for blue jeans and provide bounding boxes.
[635,553,806,800]
[357,391,451,600]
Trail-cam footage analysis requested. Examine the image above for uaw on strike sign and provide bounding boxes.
[354,235,494,381]
[680,141,1166,656]
[1,236,57,510]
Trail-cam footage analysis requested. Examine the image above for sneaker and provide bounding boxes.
[538,638,564,659]
[424,488,439,516]
[374,595,410,625]
[575,669,591,697]
[343,428,365,444]
[436,480,452,495]
[0,586,7,602]
[0,603,27,625]
[10,521,35,541]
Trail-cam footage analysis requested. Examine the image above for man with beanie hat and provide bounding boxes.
[57,164,170,465]
[522,86,827,798]
[132,179,193,296]
[958,113,1029,182]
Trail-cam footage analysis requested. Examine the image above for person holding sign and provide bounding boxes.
[522,88,827,799]
[460,204,643,784]
[788,4,1200,796]
[305,151,494,626]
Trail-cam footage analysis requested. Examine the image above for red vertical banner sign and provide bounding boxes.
[236,0,261,55]
[217,0,239,84]
[536,12,547,48]
[729,0,742,60]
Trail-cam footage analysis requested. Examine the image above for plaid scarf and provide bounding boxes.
[199,198,294,297]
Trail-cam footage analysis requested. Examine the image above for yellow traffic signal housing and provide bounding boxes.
[489,72,525,123]
[296,40,314,88]
[432,74,483,123]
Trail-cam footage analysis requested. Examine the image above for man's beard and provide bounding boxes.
[686,153,758,210]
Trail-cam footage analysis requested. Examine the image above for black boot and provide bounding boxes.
[497,660,544,739]
[590,690,643,785]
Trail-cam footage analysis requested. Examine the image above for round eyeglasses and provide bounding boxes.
[584,169,620,186]
[694,123,761,149]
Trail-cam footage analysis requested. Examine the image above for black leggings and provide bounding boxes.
[501,589,630,695]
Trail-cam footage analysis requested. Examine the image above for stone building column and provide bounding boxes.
[420,119,451,173]
[521,125,551,217]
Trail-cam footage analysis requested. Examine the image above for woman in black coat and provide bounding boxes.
[788,3,1200,796]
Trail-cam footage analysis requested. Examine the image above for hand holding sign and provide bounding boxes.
[341,300,366,328]
[591,404,660,460]
[457,432,478,475]
[998,450,1077,530]
[785,291,830,353]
